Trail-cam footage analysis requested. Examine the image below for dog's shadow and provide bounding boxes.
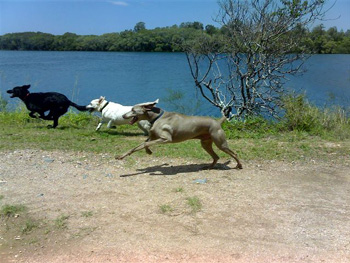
[120,161,233,177]
[99,130,146,137]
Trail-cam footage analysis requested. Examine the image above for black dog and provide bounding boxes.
[7,84,88,128]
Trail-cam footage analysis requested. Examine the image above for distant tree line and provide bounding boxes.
[0,22,349,53]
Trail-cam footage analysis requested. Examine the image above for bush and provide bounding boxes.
[281,94,322,132]
[223,116,280,139]
[281,94,350,138]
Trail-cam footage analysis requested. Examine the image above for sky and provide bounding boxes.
[0,0,349,36]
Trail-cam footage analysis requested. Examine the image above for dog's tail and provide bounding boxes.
[219,106,232,125]
[69,101,88,112]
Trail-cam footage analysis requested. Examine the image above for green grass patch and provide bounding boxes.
[159,204,174,214]
[0,96,349,162]
[54,214,69,229]
[0,204,27,217]
[21,219,39,234]
[81,211,93,218]
[186,196,202,213]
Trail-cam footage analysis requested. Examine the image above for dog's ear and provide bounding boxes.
[98,96,104,103]
[143,99,159,111]
[24,84,31,89]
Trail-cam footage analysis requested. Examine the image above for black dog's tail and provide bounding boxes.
[70,102,88,112]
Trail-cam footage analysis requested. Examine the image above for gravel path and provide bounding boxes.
[1,149,349,262]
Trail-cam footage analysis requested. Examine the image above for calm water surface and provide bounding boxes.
[1,51,349,116]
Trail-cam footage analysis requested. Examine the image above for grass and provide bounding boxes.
[54,214,69,229]
[159,204,173,214]
[0,204,27,217]
[22,219,39,234]
[186,196,202,213]
[81,211,93,218]
[0,95,349,162]
[174,187,184,193]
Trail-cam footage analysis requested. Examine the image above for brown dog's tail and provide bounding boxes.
[219,106,232,125]
[219,116,227,125]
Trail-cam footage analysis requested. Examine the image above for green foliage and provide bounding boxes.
[223,117,281,139]
[0,204,27,217]
[281,94,350,138]
[1,23,348,53]
[0,100,349,162]
[186,196,202,213]
[22,219,39,234]
[54,214,69,229]
[282,94,322,132]
[0,93,8,111]
[159,204,173,214]
[81,211,93,218]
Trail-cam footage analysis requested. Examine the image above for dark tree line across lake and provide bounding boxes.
[1,22,349,54]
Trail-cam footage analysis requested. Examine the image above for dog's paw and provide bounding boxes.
[235,163,243,169]
[145,148,152,155]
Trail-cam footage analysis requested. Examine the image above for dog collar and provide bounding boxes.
[99,101,109,112]
[150,110,164,125]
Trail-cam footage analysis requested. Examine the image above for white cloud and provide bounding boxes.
[109,1,128,6]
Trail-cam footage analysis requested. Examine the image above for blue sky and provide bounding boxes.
[0,0,349,35]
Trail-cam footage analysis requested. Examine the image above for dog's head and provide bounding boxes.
[86,96,106,112]
[7,84,31,98]
[123,99,159,125]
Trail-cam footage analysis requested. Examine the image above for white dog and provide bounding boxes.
[86,96,151,134]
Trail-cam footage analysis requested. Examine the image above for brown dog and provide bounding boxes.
[116,99,242,169]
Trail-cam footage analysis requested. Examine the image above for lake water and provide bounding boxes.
[0,51,349,116]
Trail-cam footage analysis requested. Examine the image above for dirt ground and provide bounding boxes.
[0,149,349,263]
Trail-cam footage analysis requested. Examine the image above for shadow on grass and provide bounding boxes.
[34,125,146,137]
[97,129,146,137]
[120,161,234,177]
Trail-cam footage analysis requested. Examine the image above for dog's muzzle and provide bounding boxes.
[6,90,15,98]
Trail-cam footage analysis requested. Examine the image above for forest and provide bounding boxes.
[0,22,350,54]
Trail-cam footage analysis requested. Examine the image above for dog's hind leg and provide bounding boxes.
[200,139,220,169]
[212,130,243,169]
[106,120,114,129]
[48,107,67,128]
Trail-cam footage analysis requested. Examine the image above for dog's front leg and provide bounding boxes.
[96,118,107,131]
[96,122,103,131]
[116,138,168,160]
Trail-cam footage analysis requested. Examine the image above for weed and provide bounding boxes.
[0,92,8,112]
[186,196,202,213]
[0,204,27,217]
[0,195,4,201]
[81,211,93,218]
[54,214,69,229]
[160,204,173,214]
[22,219,39,234]
[174,187,184,193]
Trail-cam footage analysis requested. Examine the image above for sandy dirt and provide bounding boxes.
[0,149,349,263]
